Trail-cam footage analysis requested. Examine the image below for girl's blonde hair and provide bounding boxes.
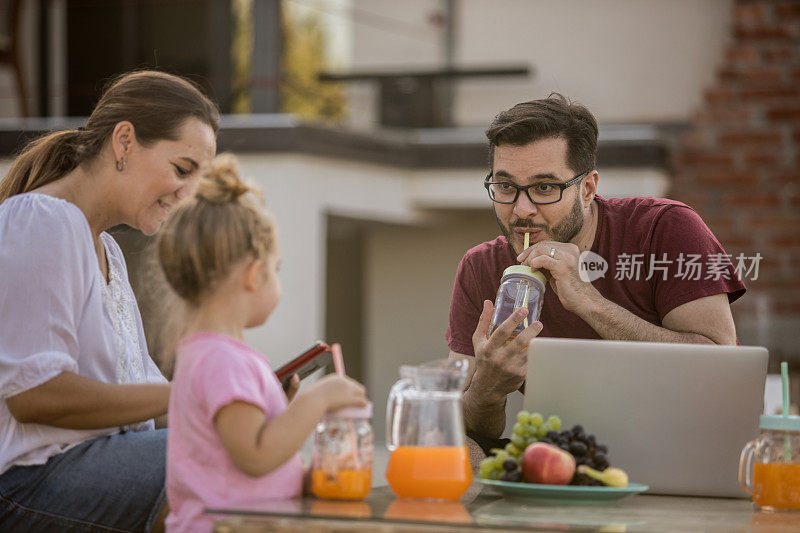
[157,154,276,305]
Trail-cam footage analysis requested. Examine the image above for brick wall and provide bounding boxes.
[670,0,800,365]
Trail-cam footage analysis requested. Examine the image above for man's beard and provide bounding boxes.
[496,193,585,253]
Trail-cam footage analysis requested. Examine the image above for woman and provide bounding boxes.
[0,70,218,532]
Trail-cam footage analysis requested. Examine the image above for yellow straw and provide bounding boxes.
[522,232,530,328]
[522,287,530,328]
[782,362,791,461]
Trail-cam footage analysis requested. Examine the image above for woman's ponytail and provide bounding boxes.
[0,130,84,202]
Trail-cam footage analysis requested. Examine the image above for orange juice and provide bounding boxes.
[311,469,371,500]
[385,446,472,501]
[309,499,372,518]
[384,499,472,524]
[753,463,800,510]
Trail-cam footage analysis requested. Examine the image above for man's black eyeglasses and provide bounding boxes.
[484,170,590,205]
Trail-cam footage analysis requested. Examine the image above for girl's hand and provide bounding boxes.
[285,374,301,402]
[309,374,368,412]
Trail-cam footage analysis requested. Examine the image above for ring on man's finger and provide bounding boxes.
[549,247,556,259]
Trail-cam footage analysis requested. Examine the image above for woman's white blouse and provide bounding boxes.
[0,193,166,475]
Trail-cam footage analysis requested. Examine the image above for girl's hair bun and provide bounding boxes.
[196,153,255,204]
[158,152,275,306]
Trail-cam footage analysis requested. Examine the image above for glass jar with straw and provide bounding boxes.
[490,265,546,336]
[739,362,800,511]
[311,344,374,500]
[490,232,546,337]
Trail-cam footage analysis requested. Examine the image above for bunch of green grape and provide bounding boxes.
[508,411,562,456]
[477,411,562,481]
[477,448,518,481]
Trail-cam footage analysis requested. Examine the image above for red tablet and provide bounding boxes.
[275,341,332,390]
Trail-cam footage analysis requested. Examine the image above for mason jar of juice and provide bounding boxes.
[490,266,546,337]
[739,414,800,511]
[312,402,373,500]
[385,359,472,501]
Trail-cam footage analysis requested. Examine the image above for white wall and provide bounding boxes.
[348,0,733,125]
[350,0,446,69]
[234,153,418,364]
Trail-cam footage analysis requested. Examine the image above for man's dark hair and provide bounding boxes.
[485,93,598,175]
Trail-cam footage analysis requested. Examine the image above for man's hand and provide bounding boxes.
[458,300,543,438]
[471,299,543,401]
[517,241,602,314]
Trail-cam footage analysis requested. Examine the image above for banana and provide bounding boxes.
[577,465,629,488]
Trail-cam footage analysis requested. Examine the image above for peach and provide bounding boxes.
[521,442,576,485]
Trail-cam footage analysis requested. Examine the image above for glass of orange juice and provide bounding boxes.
[385,359,472,501]
[740,414,800,511]
[311,403,373,500]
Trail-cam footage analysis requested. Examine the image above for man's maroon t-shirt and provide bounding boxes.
[445,196,747,356]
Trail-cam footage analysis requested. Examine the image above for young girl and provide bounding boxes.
[157,154,367,532]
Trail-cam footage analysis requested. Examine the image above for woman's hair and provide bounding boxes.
[157,153,276,306]
[0,70,220,202]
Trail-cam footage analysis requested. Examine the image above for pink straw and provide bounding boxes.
[332,343,345,376]
[330,343,362,470]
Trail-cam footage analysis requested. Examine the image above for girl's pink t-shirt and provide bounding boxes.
[166,332,303,533]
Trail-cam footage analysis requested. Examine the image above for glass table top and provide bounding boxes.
[208,482,797,532]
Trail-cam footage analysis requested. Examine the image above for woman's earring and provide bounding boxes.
[116,157,126,172]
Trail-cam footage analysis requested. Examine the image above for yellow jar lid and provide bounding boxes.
[502,265,547,285]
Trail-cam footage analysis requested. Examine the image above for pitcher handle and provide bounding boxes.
[386,378,412,452]
[738,440,757,496]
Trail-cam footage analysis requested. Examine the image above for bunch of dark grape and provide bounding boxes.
[498,456,523,482]
[538,424,611,486]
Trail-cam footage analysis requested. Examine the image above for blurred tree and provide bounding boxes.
[281,2,345,123]
[231,0,254,114]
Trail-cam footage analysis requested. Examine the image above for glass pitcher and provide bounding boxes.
[385,358,472,501]
[739,414,800,511]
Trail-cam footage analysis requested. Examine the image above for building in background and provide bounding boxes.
[1,0,798,435]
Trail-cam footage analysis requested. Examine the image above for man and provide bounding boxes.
[446,95,745,453]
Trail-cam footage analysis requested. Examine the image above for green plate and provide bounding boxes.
[478,478,649,505]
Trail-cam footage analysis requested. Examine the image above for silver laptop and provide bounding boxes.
[523,338,768,497]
